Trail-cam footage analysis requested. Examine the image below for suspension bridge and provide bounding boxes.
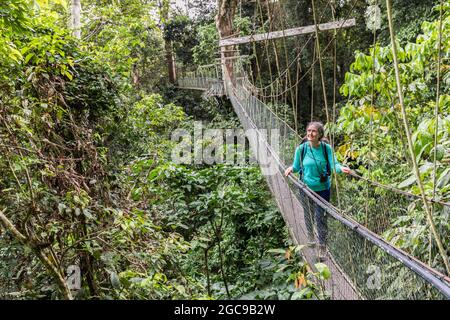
[177,1,450,300]
[177,60,450,299]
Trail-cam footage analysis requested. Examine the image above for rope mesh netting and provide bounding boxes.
[177,64,450,300]
[335,174,450,269]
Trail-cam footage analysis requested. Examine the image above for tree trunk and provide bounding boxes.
[204,248,211,297]
[71,0,81,39]
[165,40,177,83]
[216,0,238,95]
[160,0,177,84]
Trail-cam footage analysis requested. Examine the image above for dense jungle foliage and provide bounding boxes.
[333,2,449,275]
[0,0,329,300]
[0,0,448,300]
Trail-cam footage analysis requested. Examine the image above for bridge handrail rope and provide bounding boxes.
[348,171,450,208]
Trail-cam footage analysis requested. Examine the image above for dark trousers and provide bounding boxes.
[299,188,330,246]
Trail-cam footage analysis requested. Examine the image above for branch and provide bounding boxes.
[0,209,27,242]
[0,208,73,300]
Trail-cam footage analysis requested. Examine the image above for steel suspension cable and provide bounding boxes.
[276,0,298,131]
[256,0,275,105]
[250,0,333,93]
[365,4,379,226]
[311,0,330,124]
[265,0,286,106]
[432,0,444,204]
[255,0,360,100]
[330,0,342,211]
[250,3,264,92]
[430,0,444,266]
[310,40,316,122]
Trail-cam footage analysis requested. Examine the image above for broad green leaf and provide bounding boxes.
[437,168,450,188]
[267,248,287,255]
[315,263,331,280]
[291,287,313,300]
[398,175,416,189]
[24,53,34,64]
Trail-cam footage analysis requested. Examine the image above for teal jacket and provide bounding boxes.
[292,142,342,192]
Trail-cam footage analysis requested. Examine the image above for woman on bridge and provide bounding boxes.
[284,122,351,261]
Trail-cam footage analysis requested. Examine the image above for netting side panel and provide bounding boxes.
[333,175,450,279]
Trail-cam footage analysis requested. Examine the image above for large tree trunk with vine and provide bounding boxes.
[216,0,237,95]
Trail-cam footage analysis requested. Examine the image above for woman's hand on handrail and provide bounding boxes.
[284,166,293,177]
[341,167,352,174]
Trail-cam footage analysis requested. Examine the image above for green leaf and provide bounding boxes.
[437,168,450,188]
[24,53,34,64]
[275,264,289,273]
[110,271,121,289]
[315,263,331,280]
[83,209,95,220]
[398,175,416,189]
[64,70,73,80]
[267,248,287,255]
[291,287,312,300]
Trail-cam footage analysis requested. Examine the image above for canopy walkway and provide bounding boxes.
[177,62,450,300]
